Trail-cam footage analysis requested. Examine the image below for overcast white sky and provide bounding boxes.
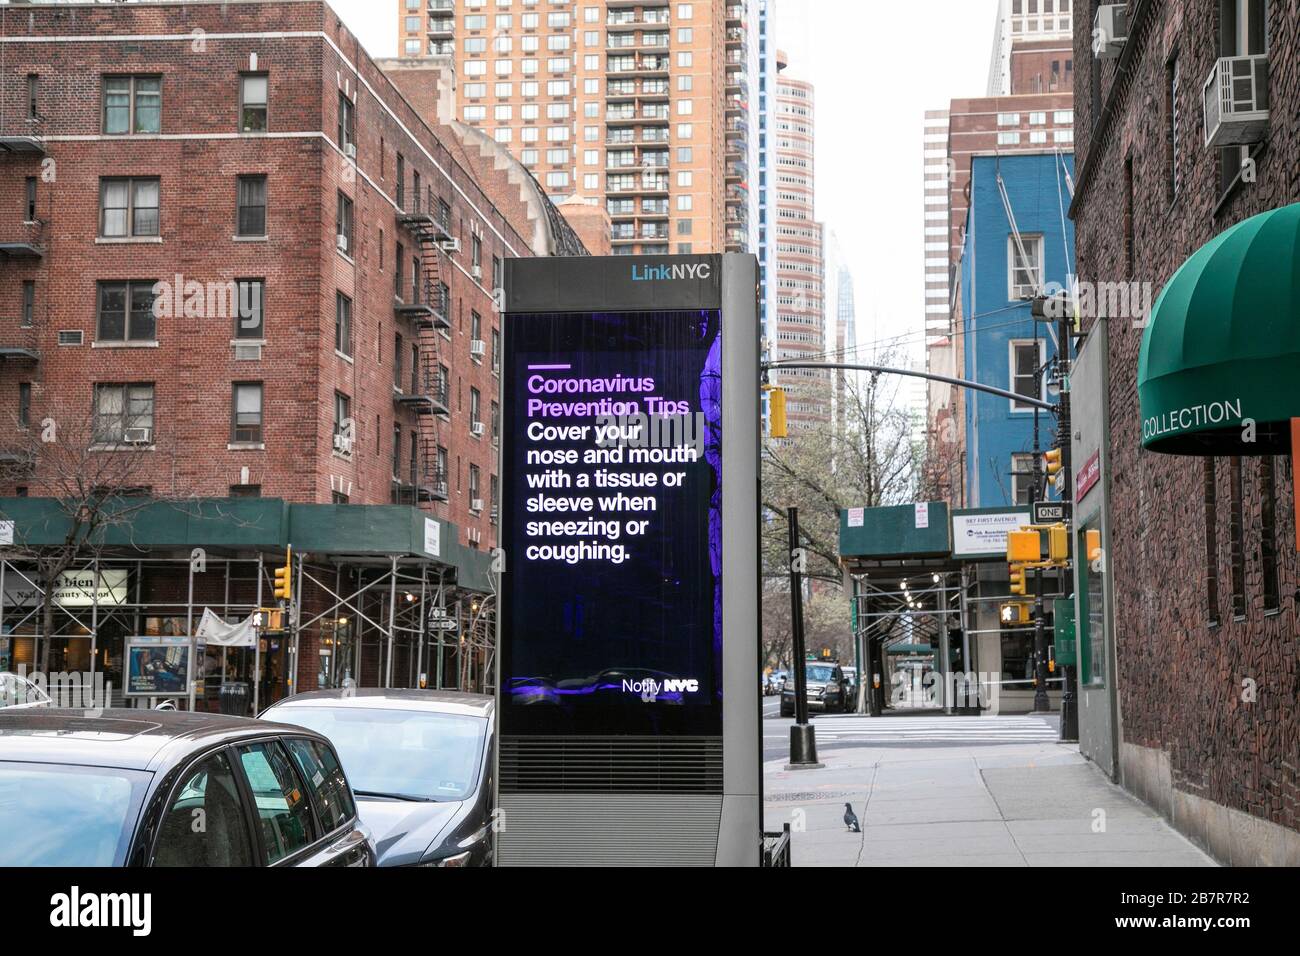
[332,0,999,364]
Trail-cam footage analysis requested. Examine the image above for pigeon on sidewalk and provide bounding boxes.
[843,803,861,833]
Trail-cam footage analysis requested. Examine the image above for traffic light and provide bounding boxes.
[1048,524,1069,562]
[1009,564,1027,596]
[768,386,788,439]
[1044,447,1063,480]
[273,546,293,601]
[1000,602,1031,625]
[1086,528,1103,563]
[1007,529,1040,563]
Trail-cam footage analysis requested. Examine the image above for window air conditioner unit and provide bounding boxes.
[1092,4,1128,60]
[471,499,484,513]
[437,236,461,253]
[333,433,352,453]
[122,427,152,445]
[470,339,486,357]
[471,264,483,280]
[344,142,357,159]
[1203,55,1270,149]
[471,421,485,437]
[336,233,349,253]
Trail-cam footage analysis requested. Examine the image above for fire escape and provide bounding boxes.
[393,189,456,508]
[1,110,47,473]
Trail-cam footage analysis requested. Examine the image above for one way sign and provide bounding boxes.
[1032,500,1071,525]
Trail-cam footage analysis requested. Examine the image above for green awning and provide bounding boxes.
[1139,203,1300,455]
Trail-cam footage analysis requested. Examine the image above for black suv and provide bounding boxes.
[0,709,375,867]
[780,661,851,717]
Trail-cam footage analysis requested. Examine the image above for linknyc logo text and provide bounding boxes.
[631,262,712,282]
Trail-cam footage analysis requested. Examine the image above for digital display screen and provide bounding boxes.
[500,310,723,737]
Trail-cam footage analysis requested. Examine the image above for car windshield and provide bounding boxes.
[805,665,836,682]
[269,706,486,802]
[0,763,147,865]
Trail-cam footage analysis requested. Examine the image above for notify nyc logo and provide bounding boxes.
[630,262,713,282]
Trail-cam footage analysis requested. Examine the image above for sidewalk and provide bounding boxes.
[762,715,1216,867]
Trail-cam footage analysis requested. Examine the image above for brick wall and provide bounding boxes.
[1073,0,1300,834]
[0,0,528,555]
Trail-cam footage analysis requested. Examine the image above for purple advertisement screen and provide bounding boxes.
[500,310,722,737]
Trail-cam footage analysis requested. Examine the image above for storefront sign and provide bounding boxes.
[3,569,128,608]
[1076,451,1102,502]
[847,508,864,528]
[914,503,930,529]
[952,511,1031,557]
[0,521,13,546]
[423,517,441,558]
[1142,398,1244,445]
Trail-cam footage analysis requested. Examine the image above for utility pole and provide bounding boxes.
[1031,323,1050,715]
[1055,300,1079,741]
[786,507,821,769]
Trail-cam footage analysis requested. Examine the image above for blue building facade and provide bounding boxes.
[961,152,1075,508]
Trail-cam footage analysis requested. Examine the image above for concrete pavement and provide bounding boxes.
[762,713,1216,867]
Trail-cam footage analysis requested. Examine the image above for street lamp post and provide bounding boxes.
[786,507,821,769]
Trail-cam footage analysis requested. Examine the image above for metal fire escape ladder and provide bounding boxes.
[396,194,455,507]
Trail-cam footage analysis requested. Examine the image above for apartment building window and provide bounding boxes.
[1007,234,1044,300]
[394,333,404,389]
[491,256,503,292]
[392,425,402,479]
[490,401,500,446]
[1204,458,1221,625]
[97,281,157,343]
[240,74,268,132]
[490,475,500,524]
[997,112,1020,126]
[336,192,354,256]
[235,279,264,339]
[230,484,262,498]
[1167,56,1182,201]
[237,175,267,236]
[395,241,405,298]
[94,383,154,445]
[471,235,483,276]
[335,293,353,357]
[26,74,38,119]
[1009,340,1045,412]
[410,431,420,486]
[333,392,352,454]
[21,281,34,328]
[25,178,37,222]
[491,328,500,375]
[437,446,449,486]
[103,76,161,134]
[1011,453,1036,506]
[337,90,355,151]
[99,178,160,238]
[469,465,482,511]
[17,383,31,429]
[1228,456,1246,619]
[997,131,1021,146]
[1259,456,1280,613]
[470,387,482,434]
[470,311,483,360]
[395,153,406,210]
[1218,0,1270,195]
[231,383,264,444]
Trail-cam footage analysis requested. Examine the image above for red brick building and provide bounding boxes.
[1071,0,1299,862]
[0,0,587,706]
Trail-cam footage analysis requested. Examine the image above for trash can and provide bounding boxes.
[218,682,250,717]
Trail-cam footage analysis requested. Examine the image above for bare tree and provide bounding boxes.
[0,401,188,674]
[762,355,922,587]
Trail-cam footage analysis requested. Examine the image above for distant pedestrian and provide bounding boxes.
[843,803,860,833]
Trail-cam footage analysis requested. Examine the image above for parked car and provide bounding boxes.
[0,709,375,867]
[261,688,494,867]
[0,672,51,710]
[779,661,852,717]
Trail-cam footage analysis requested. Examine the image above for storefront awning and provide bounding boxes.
[1139,203,1300,455]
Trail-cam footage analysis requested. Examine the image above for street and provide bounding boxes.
[762,709,1215,867]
